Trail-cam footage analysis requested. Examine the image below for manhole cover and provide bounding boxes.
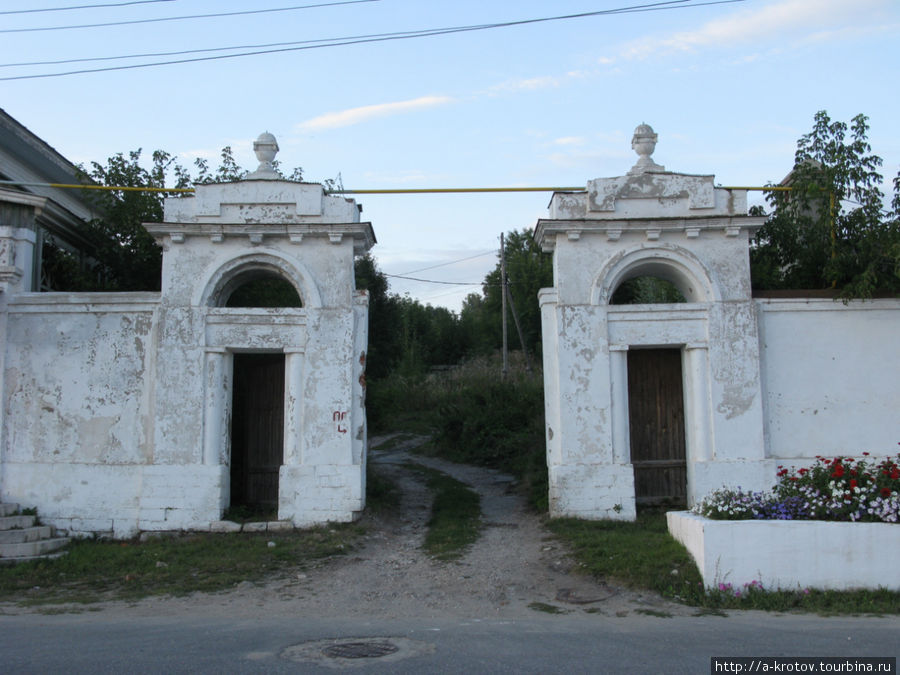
[282,637,434,668]
[322,641,399,659]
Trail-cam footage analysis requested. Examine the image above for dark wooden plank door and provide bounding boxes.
[231,353,285,509]
[627,348,687,506]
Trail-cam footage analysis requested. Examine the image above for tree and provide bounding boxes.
[461,228,553,357]
[750,111,900,297]
[74,148,191,291]
[49,148,306,292]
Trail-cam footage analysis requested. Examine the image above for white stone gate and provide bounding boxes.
[0,135,374,537]
[536,125,899,520]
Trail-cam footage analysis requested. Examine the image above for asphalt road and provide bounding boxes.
[2,611,897,673]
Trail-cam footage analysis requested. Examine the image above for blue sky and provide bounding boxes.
[2,0,898,309]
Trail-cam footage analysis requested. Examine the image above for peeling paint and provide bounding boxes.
[1,173,374,537]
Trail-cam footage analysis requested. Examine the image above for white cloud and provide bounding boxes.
[296,96,455,132]
[552,136,587,147]
[604,0,888,62]
[488,75,564,94]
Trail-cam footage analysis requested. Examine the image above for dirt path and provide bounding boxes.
[6,434,692,619]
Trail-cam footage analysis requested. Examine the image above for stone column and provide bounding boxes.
[202,348,229,466]
[684,344,712,462]
[283,348,304,465]
[609,345,630,465]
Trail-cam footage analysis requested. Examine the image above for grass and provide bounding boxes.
[405,462,482,561]
[0,525,360,606]
[365,462,402,513]
[548,509,900,615]
[528,601,568,614]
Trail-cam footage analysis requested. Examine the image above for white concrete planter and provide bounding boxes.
[667,511,900,591]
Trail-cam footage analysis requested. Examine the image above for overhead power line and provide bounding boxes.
[0,178,776,194]
[399,251,495,276]
[0,0,380,34]
[0,0,175,15]
[0,0,747,81]
[384,274,487,286]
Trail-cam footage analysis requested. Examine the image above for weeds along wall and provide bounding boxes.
[0,154,376,538]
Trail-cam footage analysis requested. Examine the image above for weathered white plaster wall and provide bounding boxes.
[757,298,900,460]
[1,294,157,536]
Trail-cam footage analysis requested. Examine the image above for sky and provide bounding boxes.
[2,0,898,310]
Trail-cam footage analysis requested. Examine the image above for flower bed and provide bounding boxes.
[667,511,900,590]
[694,454,900,523]
[668,453,900,590]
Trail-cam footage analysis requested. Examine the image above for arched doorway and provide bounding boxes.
[606,259,703,508]
[219,270,303,516]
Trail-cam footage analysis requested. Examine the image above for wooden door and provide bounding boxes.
[627,348,687,506]
[231,353,285,510]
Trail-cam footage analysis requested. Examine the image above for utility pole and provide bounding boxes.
[506,284,533,374]
[500,232,509,379]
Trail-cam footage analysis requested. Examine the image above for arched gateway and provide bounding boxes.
[0,134,374,536]
[535,125,768,520]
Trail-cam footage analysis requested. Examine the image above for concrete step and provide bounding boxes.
[0,525,53,545]
[0,537,69,559]
[0,503,19,517]
[0,515,36,530]
[0,551,68,566]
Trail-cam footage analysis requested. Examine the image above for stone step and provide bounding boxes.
[0,537,69,559]
[0,525,53,545]
[0,551,68,567]
[0,515,35,530]
[0,503,19,517]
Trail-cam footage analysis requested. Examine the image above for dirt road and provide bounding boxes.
[5,434,691,620]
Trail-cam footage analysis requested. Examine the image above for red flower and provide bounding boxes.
[862,452,870,456]
[798,468,808,475]
[849,479,858,491]
[882,487,892,498]
[832,464,845,478]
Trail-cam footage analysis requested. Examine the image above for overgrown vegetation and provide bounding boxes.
[368,355,548,510]
[549,510,900,614]
[0,526,359,605]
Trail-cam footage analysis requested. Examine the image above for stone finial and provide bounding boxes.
[628,123,665,174]
[247,131,280,179]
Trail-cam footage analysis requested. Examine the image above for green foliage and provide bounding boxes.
[225,276,302,308]
[549,511,703,600]
[610,276,686,304]
[549,511,900,613]
[0,526,358,604]
[193,146,247,184]
[406,462,482,561]
[75,149,191,291]
[51,148,305,292]
[356,253,468,380]
[461,228,552,357]
[751,111,900,297]
[371,355,548,510]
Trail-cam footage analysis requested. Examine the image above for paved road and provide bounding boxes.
[2,611,897,673]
